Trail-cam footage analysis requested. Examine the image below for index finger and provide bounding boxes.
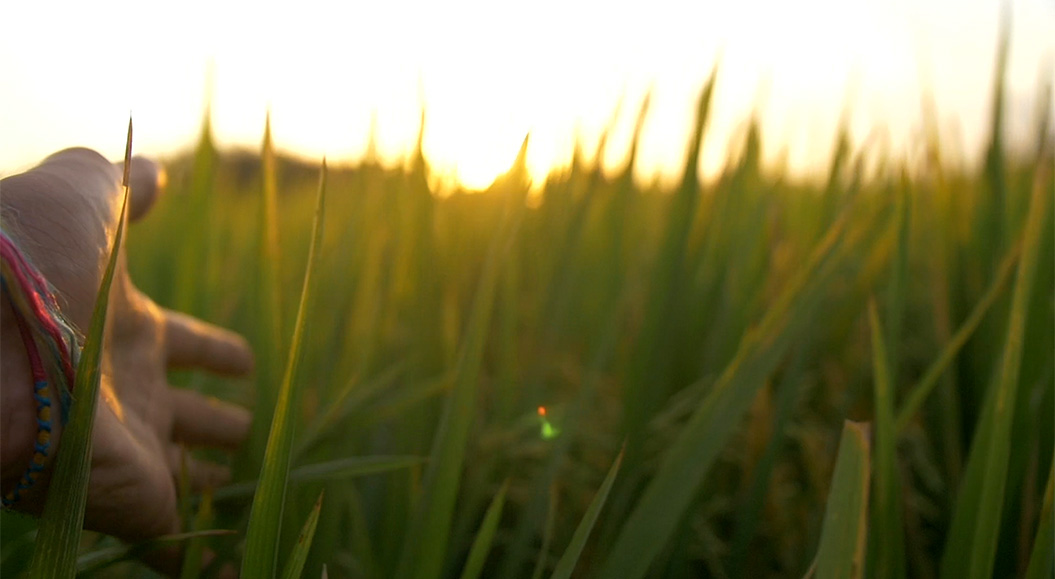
[164,309,254,376]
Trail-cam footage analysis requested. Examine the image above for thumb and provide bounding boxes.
[116,156,165,222]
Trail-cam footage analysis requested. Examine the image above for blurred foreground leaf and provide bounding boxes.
[814,421,872,579]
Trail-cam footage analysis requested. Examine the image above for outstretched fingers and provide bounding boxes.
[163,309,254,376]
[167,445,234,491]
[170,388,252,451]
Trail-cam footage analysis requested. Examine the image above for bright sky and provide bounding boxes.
[1,0,1052,189]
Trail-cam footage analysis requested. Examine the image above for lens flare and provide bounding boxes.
[538,406,559,440]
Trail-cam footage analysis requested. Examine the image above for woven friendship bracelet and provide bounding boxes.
[0,229,81,507]
[2,310,55,507]
[0,230,79,420]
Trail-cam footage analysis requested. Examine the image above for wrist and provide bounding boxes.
[0,214,76,510]
[1,294,63,507]
[1,295,36,480]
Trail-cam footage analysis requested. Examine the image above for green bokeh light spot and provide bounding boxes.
[541,421,559,440]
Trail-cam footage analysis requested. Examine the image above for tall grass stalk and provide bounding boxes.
[813,421,872,579]
[941,155,1051,579]
[242,161,328,577]
[397,147,526,579]
[598,209,853,579]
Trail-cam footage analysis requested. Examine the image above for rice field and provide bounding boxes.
[0,47,1052,578]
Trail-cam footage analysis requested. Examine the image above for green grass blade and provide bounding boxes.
[623,65,717,458]
[361,374,451,426]
[247,111,286,466]
[530,485,559,579]
[728,341,811,571]
[896,240,1020,433]
[173,105,216,314]
[242,160,327,577]
[884,186,909,368]
[867,300,905,577]
[871,180,910,579]
[76,530,236,575]
[289,455,424,484]
[940,163,1050,579]
[598,214,850,579]
[180,489,214,579]
[980,6,1010,272]
[458,480,510,579]
[397,174,523,579]
[176,447,192,527]
[0,514,36,578]
[28,119,133,579]
[294,360,413,459]
[1024,465,1054,579]
[550,446,624,579]
[260,111,283,345]
[498,298,625,578]
[214,455,423,503]
[280,492,324,579]
[814,421,872,579]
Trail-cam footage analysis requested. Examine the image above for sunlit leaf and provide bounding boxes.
[242,161,327,577]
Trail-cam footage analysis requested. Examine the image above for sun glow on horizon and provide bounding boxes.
[1,0,1052,189]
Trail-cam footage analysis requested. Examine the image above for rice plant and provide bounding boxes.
[0,31,1051,579]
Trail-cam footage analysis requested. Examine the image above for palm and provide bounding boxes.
[0,148,253,542]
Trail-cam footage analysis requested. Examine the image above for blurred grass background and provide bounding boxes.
[1,36,1053,579]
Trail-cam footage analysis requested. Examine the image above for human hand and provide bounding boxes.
[0,148,254,543]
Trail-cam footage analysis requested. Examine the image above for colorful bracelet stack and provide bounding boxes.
[0,229,81,507]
